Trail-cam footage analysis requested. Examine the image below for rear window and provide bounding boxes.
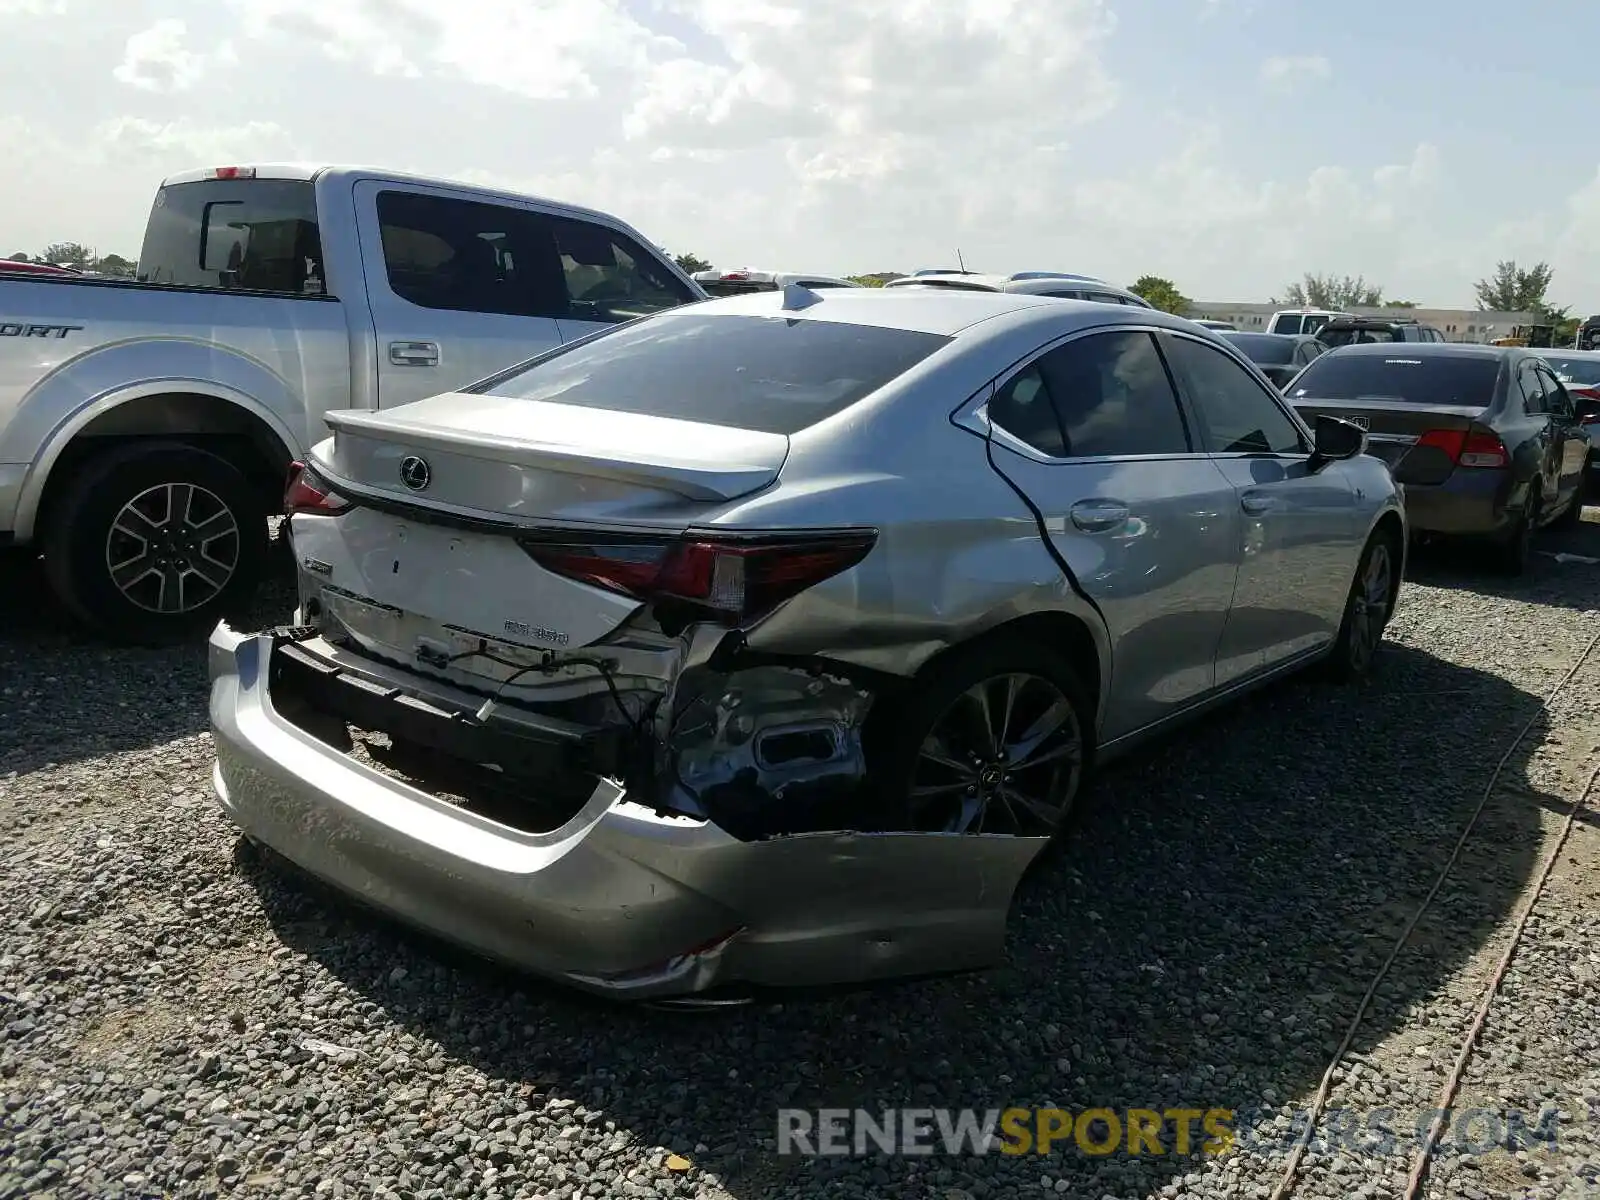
[1288,354,1502,407]
[1318,325,1404,347]
[137,179,325,294]
[1269,315,1303,335]
[479,311,951,435]
[1223,334,1294,365]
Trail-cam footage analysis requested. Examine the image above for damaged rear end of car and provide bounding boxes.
[207,300,1058,999]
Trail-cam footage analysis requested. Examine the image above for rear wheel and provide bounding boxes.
[1490,488,1539,576]
[868,637,1091,838]
[41,441,268,644]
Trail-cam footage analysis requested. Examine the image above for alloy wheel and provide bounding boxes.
[104,482,242,615]
[908,672,1083,836]
[1346,541,1392,674]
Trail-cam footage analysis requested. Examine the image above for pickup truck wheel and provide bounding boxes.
[41,442,267,644]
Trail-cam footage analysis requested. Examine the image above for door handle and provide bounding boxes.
[1069,499,1131,532]
[1240,490,1276,515]
[389,340,439,367]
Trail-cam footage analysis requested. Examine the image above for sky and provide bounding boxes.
[4,0,1600,311]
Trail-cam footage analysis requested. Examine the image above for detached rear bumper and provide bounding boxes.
[207,623,1045,999]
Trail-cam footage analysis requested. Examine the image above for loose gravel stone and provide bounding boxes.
[3,530,1600,1199]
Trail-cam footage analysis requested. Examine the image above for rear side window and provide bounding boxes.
[1035,331,1191,456]
[138,179,324,294]
[478,311,950,435]
[1288,354,1502,408]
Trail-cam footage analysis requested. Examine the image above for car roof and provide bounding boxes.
[683,286,1192,339]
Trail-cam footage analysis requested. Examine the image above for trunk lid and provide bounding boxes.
[296,394,791,668]
[1289,397,1489,484]
[321,392,790,522]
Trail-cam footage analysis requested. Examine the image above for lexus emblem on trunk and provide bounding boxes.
[399,455,431,491]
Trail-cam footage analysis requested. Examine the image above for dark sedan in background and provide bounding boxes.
[1220,331,1328,389]
[1285,344,1595,573]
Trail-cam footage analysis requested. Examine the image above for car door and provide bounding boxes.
[971,326,1243,740]
[1513,359,1562,504]
[1532,362,1589,504]
[1159,330,1365,687]
[354,181,569,408]
[548,217,702,343]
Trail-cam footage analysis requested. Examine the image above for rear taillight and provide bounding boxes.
[1415,429,1508,469]
[521,531,877,623]
[284,461,350,515]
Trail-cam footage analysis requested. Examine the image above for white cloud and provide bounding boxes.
[1260,54,1332,90]
[92,117,293,163]
[114,19,231,92]
[0,0,66,13]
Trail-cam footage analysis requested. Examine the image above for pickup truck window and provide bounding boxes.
[138,180,325,294]
[549,215,697,324]
[374,192,695,325]
[377,191,568,319]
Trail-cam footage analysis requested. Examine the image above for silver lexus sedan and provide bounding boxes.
[209,285,1404,1001]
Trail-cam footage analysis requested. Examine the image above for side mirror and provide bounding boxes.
[1309,413,1366,468]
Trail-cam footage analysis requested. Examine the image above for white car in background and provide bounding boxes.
[1268,308,1345,336]
[691,268,864,296]
[885,271,1153,307]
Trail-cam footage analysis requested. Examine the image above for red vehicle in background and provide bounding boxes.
[0,260,81,277]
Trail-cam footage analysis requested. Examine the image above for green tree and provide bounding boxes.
[1279,273,1383,308]
[1128,275,1189,314]
[673,252,713,275]
[846,274,888,287]
[1473,260,1554,312]
[1383,299,1417,308]
[40,241,94,269]
[7,251,29,263]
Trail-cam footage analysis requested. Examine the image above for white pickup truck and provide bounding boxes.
[0,164,705,641]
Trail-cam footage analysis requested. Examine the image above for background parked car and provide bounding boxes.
[691,268,864,296]
[1194,318,1237,331]
[885,271,1153,307]
[1269,308,1344,336]
[1317,316,1447,346]
[1577,315,1600,351]
[1285,343,1594,573]
[1537,348,1600,477]
[211,289,1403,999]
[1220,331,1327,389]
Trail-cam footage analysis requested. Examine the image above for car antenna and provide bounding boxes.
[956,248,967,272]
[780,281,822,311]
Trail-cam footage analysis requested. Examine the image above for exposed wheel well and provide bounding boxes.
[892,610,1104,730]
[34,392,294,538]
[1372,511,1404,615]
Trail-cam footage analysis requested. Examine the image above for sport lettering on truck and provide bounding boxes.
[0,322,83,338]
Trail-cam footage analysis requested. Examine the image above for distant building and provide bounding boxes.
[1184,300,1536,343]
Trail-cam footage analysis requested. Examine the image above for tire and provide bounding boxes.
[41,441,268,644]
[866,635,1093,839]
[1489,488,1539,576]
[1323,529,1398,682]
[1551,472,1586,530]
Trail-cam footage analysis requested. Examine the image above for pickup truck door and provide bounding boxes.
[352,180,568,409]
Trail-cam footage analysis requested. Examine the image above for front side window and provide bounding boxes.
[550,216,696,323]
[479,311,949,435]
[1165,335,1306,455]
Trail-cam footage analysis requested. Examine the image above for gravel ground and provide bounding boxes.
[4,524,1600,1200]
